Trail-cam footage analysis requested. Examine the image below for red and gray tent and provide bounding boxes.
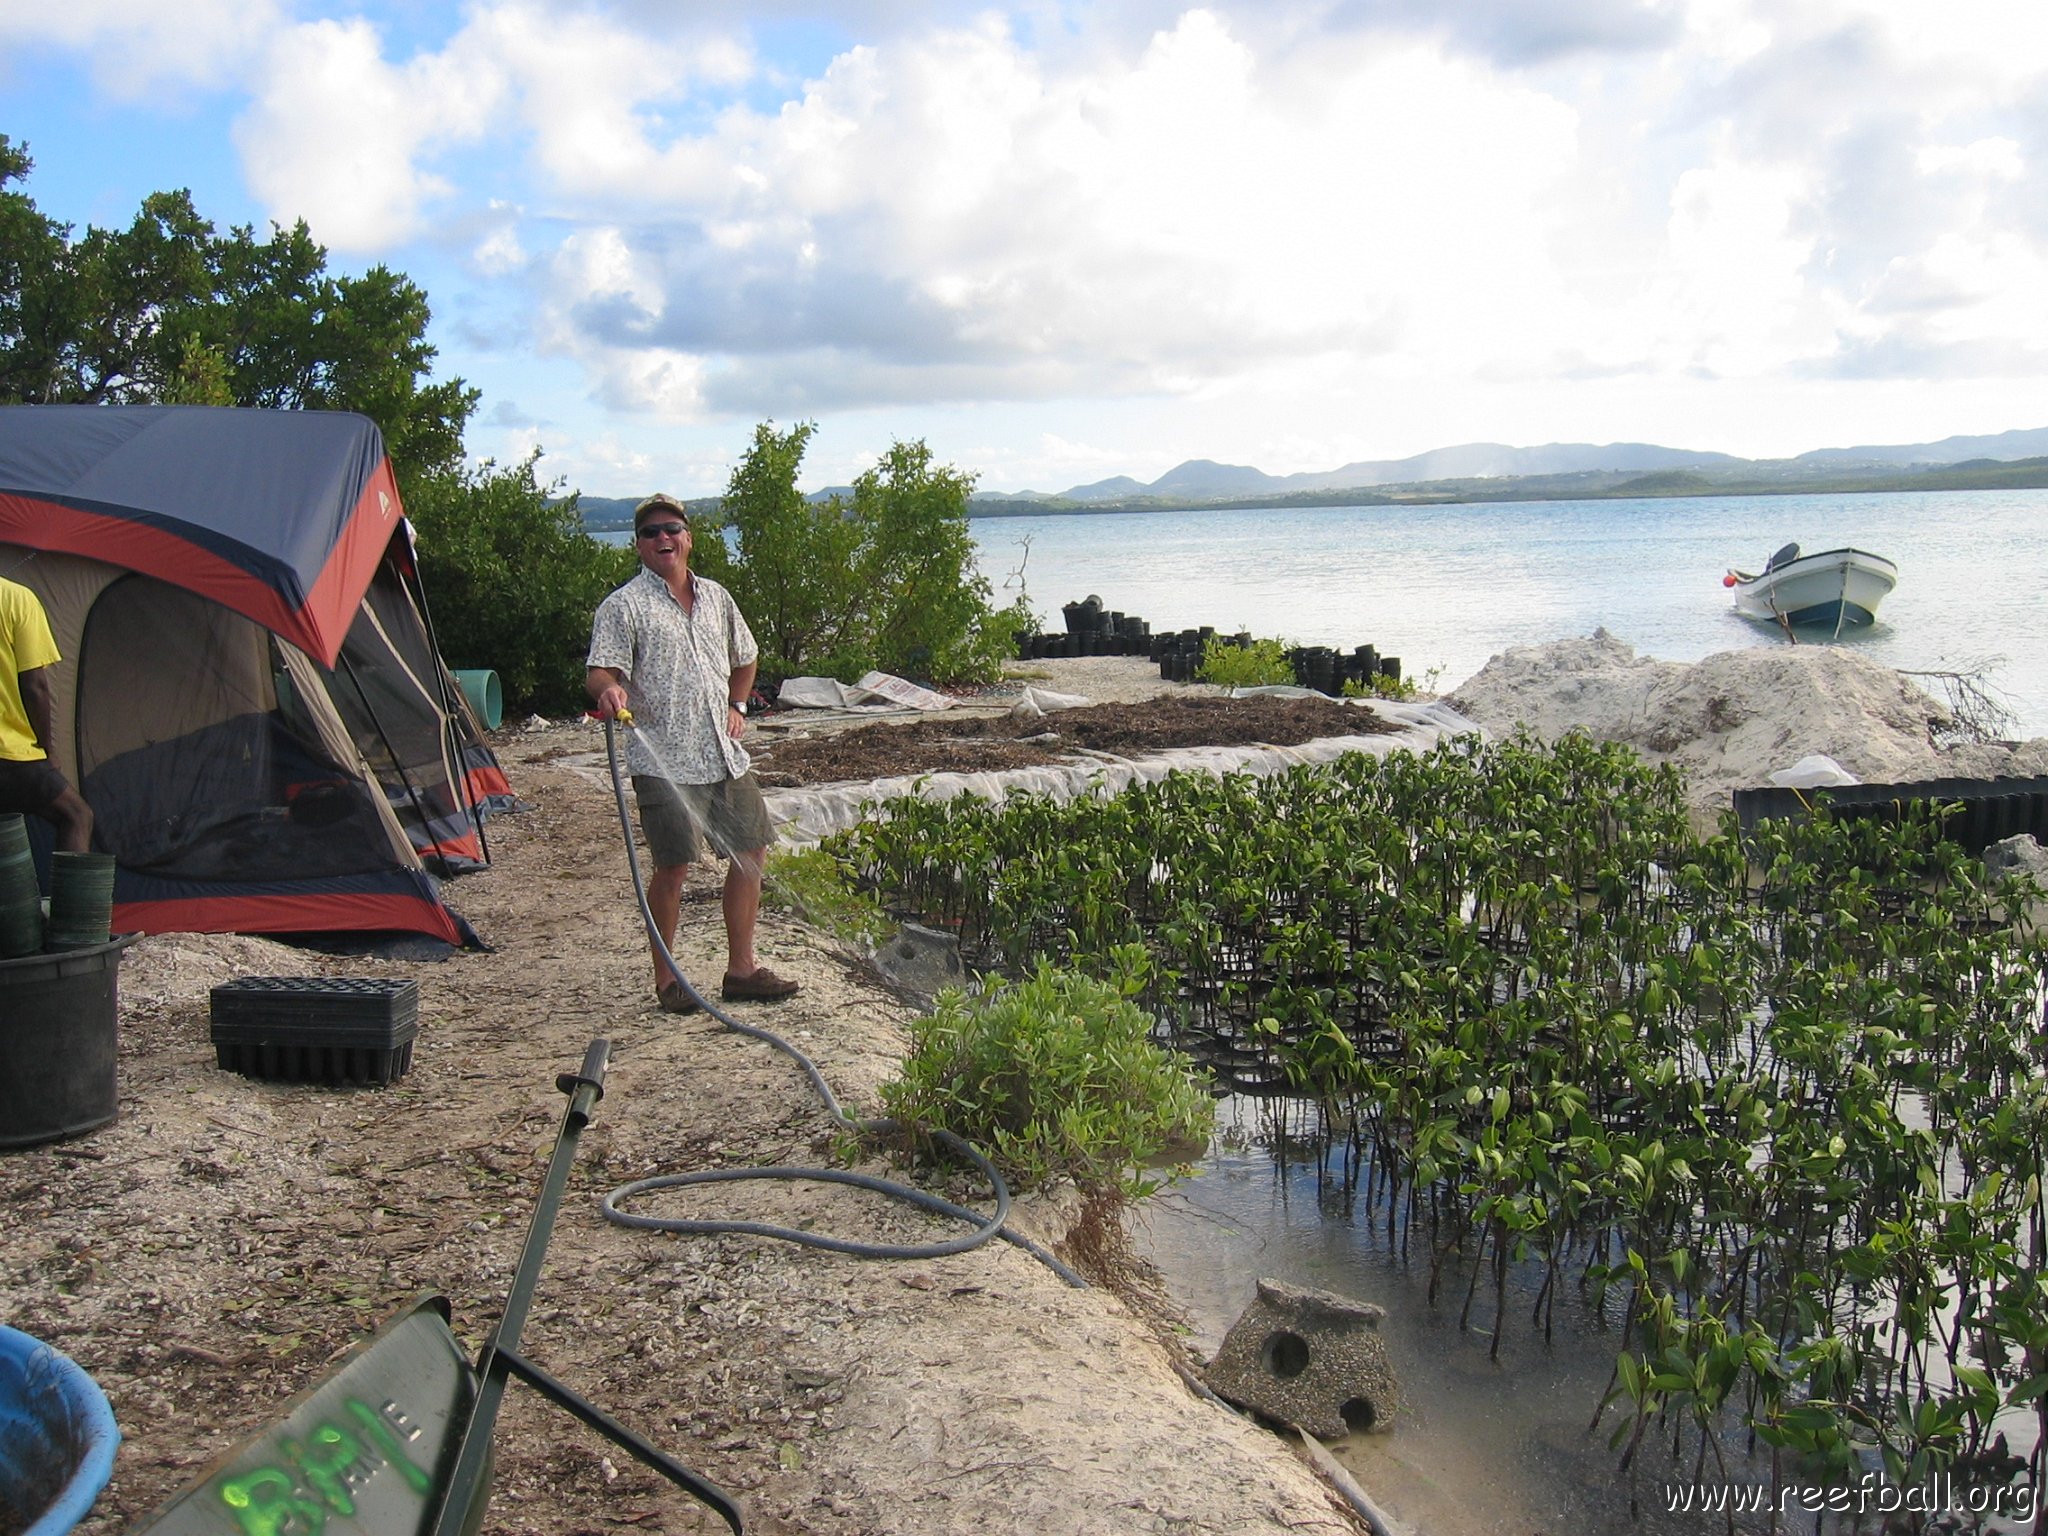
[0,404,511,945]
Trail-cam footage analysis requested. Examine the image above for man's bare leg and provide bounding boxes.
[722,848,764,978]
[49,786,92,854]
[647,861,689,992]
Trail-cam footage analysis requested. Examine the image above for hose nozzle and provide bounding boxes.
[616,707,634,727]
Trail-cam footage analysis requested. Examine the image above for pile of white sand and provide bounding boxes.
[119,931,320,1013]
[1446,629,2048,821]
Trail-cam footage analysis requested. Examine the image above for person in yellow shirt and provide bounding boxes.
[0,575,93,852]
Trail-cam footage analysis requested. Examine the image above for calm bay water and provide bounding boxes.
[968,489,2048,1530]
[1132,1112,1775,1536]
[970,487,2048,738]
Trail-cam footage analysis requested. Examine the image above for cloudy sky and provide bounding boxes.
[6,0,2048,496]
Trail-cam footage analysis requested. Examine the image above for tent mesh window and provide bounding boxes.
[76,575,396,881]
[330,561,481,871]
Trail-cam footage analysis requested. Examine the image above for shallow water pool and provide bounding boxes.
[1129,1098,2035,1536]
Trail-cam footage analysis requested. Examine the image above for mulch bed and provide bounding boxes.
[749,693,1397,787]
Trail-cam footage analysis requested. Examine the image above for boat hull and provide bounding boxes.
[1731,548,1897,629]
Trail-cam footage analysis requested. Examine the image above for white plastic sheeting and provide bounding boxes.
[1008,686,1094,718]
[852,671,956,710]
[762,697,1484,848]
[775,672,958,711]
[775,676,885,710]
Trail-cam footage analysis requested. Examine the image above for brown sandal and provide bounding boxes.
[721,966,800,1002]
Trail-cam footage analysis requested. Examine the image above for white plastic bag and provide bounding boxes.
[1767,754,1860,789]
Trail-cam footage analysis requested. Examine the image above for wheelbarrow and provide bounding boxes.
[127,1040,743,1535]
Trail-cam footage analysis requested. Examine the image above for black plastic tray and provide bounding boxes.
[209,977,420,1086]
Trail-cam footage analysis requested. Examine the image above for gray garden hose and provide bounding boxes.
[594,718,1085,1285]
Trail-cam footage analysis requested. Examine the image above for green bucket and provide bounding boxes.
[453,669,503,730]
[0,815,40,959]
[46,851,116,951]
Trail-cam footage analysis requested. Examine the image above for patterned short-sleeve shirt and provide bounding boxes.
[588,567,758,784]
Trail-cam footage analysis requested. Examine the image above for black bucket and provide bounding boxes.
[0,934,136,1149]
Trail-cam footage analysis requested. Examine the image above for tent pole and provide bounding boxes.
[335,650,458,873]
[401,556,493,867]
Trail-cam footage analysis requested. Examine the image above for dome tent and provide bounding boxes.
[0,405,510,946]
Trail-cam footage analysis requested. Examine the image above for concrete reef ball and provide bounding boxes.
[1202,1277,1399,1440]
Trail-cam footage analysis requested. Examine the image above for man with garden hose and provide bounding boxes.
[587,494,800,1012]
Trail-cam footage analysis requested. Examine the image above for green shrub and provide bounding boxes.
[1342,662,1443,701]
[1342,673,1412,701]
[1196,635,1295,687]
[406,452,636,716]
[764,847,888,948]
[693,422,1030,686]
[881,960,1213,1194]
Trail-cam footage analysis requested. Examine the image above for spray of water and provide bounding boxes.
[605,720,808,981]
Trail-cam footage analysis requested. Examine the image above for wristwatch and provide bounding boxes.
[729,699,748,715]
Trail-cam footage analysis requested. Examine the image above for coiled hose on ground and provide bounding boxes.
[594,718,1085,1286]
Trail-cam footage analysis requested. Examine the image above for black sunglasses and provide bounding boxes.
[636,522,687,539]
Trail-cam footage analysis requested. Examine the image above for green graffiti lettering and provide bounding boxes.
[286,1423,360,1516]
[346,1398,433,1494]
[218,1466,325,1536]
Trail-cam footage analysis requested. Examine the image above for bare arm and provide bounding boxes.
[586,665,630,719]
[19,666,55,752]
[726,659,757,738]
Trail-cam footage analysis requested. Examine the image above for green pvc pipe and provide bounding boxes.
[452,669,503,730]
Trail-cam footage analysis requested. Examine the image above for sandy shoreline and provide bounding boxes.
[9,676,1363,1536]
[9,634,2046,1535]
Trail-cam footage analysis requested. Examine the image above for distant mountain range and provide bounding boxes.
[573,426,2048,527]
[994,427,2048,504]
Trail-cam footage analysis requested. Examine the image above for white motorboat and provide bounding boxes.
[1723,542,1897,634]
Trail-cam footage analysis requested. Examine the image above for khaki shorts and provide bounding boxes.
[631,773,774,867]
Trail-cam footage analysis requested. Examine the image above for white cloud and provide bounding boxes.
[1829,0,2048,95]
[223,5,768,250]
[472,201,528,275]
[549,226,667,326]
[1852,231,2048,364]
[590,345,709,419]
[25,0,2048,486]
[508,9,1589,415]
[1917,137,2024,182]
[459,3,751,197]
[1633,154,1819,375]
[0,0,282,97]
[112,0,2048,429]
[233,16,507,250]
[522,220,702,435]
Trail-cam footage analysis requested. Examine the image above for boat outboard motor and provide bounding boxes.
[1765,542,1800,572]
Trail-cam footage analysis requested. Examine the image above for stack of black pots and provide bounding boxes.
[1157,634,1402,695]
[1016,601,1402,697]
[1018,595,1154,657]
[1153,627,1220,682]
[1286,644,1401,695]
